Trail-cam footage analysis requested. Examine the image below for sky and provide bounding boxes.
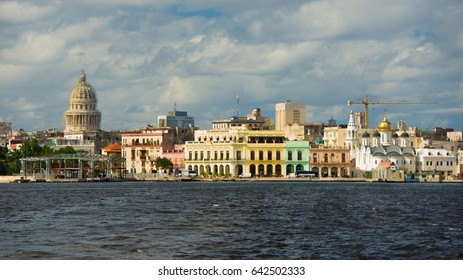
[0,0,462,132]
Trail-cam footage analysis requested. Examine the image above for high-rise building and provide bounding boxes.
[275,100,306,131]
[157,105,194,128]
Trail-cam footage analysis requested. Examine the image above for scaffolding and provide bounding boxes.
[20,154,124,181]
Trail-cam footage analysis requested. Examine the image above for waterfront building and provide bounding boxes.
[415,148,457,178]
[354,113,416,174]
[309,146,351,177]
[121,126,194,174]
[52,130,121,155]
[184,127,286,177]
[157,105,194,128]
[122,130,164,174]
[212,108,273,130]
[275,100,306,131]
[284,140,310,174]
[162,144,186,171]
[101,144,125,178]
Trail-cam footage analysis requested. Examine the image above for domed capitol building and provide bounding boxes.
[52,72,121,155]
[64,72,101,132]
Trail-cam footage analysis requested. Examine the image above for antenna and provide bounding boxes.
[236,94,240,117]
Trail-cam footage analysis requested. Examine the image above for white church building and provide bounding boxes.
[345,110,457,178]
[347,111,416,174]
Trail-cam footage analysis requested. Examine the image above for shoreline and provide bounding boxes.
[1,175,462,184]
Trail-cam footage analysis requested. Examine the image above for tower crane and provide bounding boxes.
[347,95,436,128]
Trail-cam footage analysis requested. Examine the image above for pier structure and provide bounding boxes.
[20,154,119,181]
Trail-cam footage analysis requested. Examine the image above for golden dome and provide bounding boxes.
[70,72,97,101]
[377,115,393,131]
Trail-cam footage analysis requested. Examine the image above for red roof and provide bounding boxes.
[378,162,393,168]
[102,144,121,152]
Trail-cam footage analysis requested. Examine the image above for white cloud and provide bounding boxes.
[0,1,59,23]
[0,0,462,131]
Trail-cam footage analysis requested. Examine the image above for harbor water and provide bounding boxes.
[1,181,462,259]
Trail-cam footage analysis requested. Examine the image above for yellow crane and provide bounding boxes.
[347,95,436,128]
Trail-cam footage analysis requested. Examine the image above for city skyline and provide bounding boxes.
[1,0,462,132]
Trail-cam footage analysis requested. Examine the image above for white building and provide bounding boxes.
[121,130,164,174]
[415,148,457,176]
[354,114,416,174]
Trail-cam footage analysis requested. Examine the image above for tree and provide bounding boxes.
[0,146,8,175]
[54,146,78,154]
[154,157,173,171]
[20,138,43,157]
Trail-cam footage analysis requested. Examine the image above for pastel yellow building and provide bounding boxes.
[184,127,286,177]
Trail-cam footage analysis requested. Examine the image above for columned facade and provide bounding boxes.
[184,128,286,178]
[310,146,350,177]
[64,72,101,132]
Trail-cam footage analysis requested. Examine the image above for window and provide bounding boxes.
[268,151,272,160]
[276,151,281,160]
[313,154,318,163]
[250,151,255,160]
[259,151,264,160]
[297,151,302,161]
[341,153,346,163]
[236,151,241,160]
[288,151,293,161]
[324,153,328,163]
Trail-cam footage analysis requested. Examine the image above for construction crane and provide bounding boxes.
[347,95,436,128]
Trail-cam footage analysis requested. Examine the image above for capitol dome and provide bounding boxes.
[70,72,97,101]
[377,115,393,131]
[64,72,101,132]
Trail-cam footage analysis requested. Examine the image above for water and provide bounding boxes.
[1,181,462,259]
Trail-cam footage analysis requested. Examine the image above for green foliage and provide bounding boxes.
[0,139,81,175]
[154,157,173,170]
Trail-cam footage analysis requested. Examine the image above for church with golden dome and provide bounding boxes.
[351,112,416,175]
[64,72,101,132]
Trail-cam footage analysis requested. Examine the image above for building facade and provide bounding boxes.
[275,100,306,131]
[184,128,286,177]
[310,146,351,177]
[212,108,273,131]
[157,106,194,128]
[121,126,194,174]
[284,141,310,174]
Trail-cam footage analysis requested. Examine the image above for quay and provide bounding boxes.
[1,175,463,184]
